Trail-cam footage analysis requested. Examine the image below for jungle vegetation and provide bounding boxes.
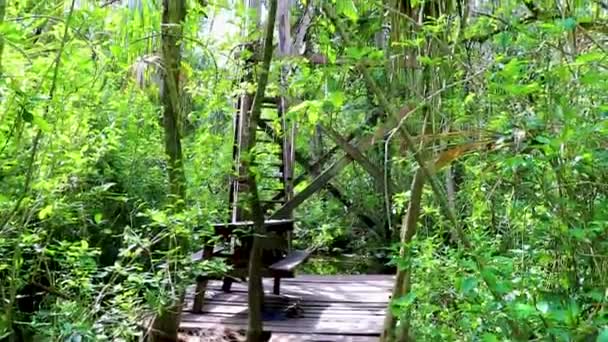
[1,0,608,341]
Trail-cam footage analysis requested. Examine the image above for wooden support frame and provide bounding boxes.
[292,109,385,187]
[257,120,381,227]
[270,109,408,220]
[320,125,388,191]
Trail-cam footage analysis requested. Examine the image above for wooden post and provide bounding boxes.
[192,244,214,312]
[273,277,281,295]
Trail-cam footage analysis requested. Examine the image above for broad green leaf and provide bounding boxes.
[561,17,577,31]
[33,116,51,132]
[38,205,53,220]
[514,303,536,319]
[503,82,540,96]
[460,276,478,295]
[536,301,550,314]
[94,213,103,224]
[482,333,499,342]
[576,52,605,64]
[21,109,34,123]
[150,211,168,225]
[328,91,345,108]
[391,291,417,316]
[568,228,587,240]
[337,0,358,22]
[597,328,608,342]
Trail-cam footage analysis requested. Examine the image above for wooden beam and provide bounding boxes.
[257,120,380,227]
[293,109,385,187]
[270,109,408,219]
[271,153,356,219]
[320,125,386,190]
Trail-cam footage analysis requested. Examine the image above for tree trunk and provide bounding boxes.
[243,1,277,341]
[379,168,425,342]
[149,0,187,341]
[0,0,6,74]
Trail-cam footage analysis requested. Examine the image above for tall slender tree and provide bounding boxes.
[149,0,188,341]
[242,0,277,341]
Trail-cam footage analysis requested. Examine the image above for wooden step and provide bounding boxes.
[251,161,284,168]
[269,250,311,273]
[260,187,286,192]
[262,96,279,104]
[260,199,285,204]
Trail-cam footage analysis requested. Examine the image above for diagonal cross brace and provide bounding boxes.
[257,120,380,227]
[320,124,391,192]
[270,112,405,219]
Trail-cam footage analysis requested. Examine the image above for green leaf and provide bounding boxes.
[597,328,608,342]
[576,52,605,64]
[460,276,478,295]
[568,228,587,241]
[33,116,51,132]
[38,205,53,220]
[561,17,577,31]
[329,91,345,108]
[337,0,358,22]
[536,301,550,314]
[150,210,168,225]
[482,333,499,342]
[94,213,103,224]
[503,82,540,96]
[514,303,536,319]
[390,292,417,316]
[21,109,34,123]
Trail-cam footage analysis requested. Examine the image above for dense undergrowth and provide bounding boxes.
[1,0,608,341]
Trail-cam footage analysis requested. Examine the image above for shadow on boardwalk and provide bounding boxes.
[180,275,393,341]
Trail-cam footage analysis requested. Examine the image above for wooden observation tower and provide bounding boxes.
[191,47,310,312]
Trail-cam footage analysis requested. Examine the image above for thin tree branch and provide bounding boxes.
[244,1,278,341]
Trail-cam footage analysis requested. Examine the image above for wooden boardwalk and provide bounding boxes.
[181,275,393,341]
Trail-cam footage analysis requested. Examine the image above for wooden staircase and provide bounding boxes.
[191,93,309,313]
[229,95,294,219]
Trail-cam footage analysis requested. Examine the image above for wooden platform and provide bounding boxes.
[181,275,394,342]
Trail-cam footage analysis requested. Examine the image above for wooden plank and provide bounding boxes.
[179,329,378,342]
[204,283,393,293]
[187,298,390,309]
[203,280,393,293]
[190,245,225,261]
[189,304,386,316]
[269,250,311,272]
[270,153,356,219]
[187,292,390,303]
[270,333,379,342]
[180,316,383,335]
[181,275,393,338]
[208,274,394,286]
[283,274,394,281]
[212,219,293,228]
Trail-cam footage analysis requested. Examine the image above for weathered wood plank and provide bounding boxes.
[186,298,390,309]
[188,304,387,316]
[187,292,390,303]
[181,275,393,339]
[180,316,383,335]
[270,333,379,342]
[269,250,311,272]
